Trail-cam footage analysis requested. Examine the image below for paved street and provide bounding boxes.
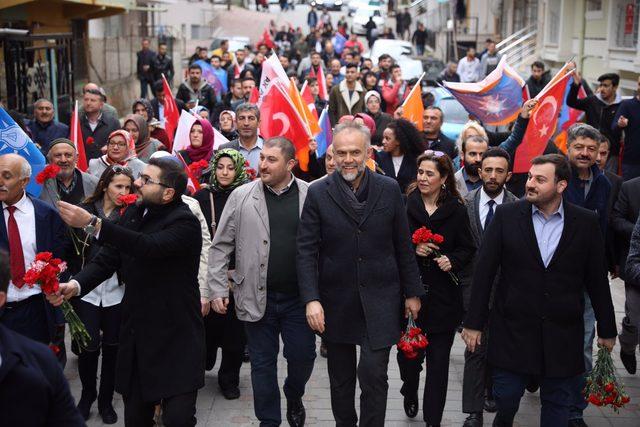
[69,277,640,426]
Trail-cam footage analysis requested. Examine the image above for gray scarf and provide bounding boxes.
[336,168,370,220]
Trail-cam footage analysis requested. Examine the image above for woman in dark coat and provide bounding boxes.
[375,118,423,193]
[194,148,250,399]
[74,165,135,424]
[399,151,476,425]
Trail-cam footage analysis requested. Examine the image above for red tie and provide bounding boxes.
[7,206,25,288]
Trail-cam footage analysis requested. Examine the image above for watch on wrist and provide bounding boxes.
[83,215,98,235]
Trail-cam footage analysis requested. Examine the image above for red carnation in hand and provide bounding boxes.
[35,252,53,262]
[35,164,61,184]
[117,194,139,216]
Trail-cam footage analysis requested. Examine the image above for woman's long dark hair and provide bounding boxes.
[84,165,135,205]
[407,152,463,206]
[386,118,424,159]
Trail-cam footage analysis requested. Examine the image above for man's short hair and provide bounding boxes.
[241,76,255,84]
[461,134,489,153]
[211,55,222,61]
[600,135,611,149]
[264,137,296,162]
[333,120,371,149]
[34,98,52,108]
[159,42,167,48]
[378,53,392,62]
[235,103,260,121]
[567,123,602,146]
[531,61,545,70]
[148,157,187,198]
[310,51,321,58]
[598,73,620,87]
[306,77,318,85]
[0,250,10,294]
[425,105,444,120]
[84,88,103,98]
[531,154,571,183]
[188,63,202,72]
[481,147,511,166]
[345,63,358,71]
[389,64,401,72]
[485,38,493,43]
[153,80,165,93]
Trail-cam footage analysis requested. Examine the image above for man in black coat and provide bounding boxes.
[152,42,175,86]
[47,158,205,426]
[462,154,617,426]
[611,176,640,374]
[297,121,424,426]
[0,250,84,426]
[137,39,156,98]
[421,106,458,159]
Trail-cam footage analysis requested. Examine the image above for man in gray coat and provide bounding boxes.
[297,122,424,426]
[209,137,315,427]
[460,147,518,427]
[40,138,98,207]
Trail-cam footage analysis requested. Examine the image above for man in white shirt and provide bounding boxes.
[458,47,481,83]
[460,147,518,427]
[0,154,67,345]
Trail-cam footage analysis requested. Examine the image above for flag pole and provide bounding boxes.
[73,100,78,145]
[401,72,426,108]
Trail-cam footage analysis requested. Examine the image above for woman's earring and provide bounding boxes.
[441,183,446,190]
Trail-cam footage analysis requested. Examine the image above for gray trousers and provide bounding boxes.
[619,284,640,354]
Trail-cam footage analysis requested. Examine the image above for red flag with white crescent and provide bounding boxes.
[69,100,88,172]
[513,71,573,173]
[162,74,179,151]
[259,81,312,171]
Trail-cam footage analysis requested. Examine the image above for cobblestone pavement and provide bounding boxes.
[68,277,640,426]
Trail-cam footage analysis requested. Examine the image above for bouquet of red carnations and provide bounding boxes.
[397,314,428,359]
[584,346,630,411]
[23,252,91,351]
[412,226,459,285]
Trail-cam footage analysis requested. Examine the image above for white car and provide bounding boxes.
[365,39,424,80]
[348,0,383,16]
[352,9,384,35]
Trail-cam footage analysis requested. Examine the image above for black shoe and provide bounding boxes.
[242,346,250,363]
[568,419,589,427]
[286,399,305,427]
[620,349,637,374]
[463,412,483,427]
[76,392,96,421]
[320,341,327,358]
[403,395,418,418]
[221,386,240,400]
[98,402,118,424]
[525,378,539,393]
[484,398,497,413]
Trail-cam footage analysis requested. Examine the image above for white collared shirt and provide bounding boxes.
[81,273,123,307]
[266,174,295,196]
[3,193,39,302]
[479,188,505,230]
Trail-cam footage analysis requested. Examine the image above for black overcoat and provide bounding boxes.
[297,171,425,350]
[74,199,205,401]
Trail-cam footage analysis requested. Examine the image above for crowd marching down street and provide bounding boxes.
[1,4,640,427]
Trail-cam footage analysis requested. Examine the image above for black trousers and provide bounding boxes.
[462,326,493,413]
[397,330,456,425]
[325,338,391,427]
[1,294,50,344]
[123,363,198,427]
[204,295,246,389]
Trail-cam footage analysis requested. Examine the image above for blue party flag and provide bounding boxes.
[316,107,332,158]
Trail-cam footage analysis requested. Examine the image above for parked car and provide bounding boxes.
[428,87,468,142]
[347,0,383,16]
[365,39,423,80]
[209,36,251,55]
[351,9,384,35]
[311,0,344,11]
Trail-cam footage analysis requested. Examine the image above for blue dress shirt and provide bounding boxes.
[531,201,565,267]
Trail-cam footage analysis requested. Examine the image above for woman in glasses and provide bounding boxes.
[178,117,214,167]
[88,130,146,179]
[123,114,164,163]
[194,148,251,400]
[398,151,476,425]
[73,165,135,424]
[375,118,424,194]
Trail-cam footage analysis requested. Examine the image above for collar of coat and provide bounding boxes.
[339,79,364,110]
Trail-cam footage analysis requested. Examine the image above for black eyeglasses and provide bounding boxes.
[111,165,132,174]
[139,174,169,188]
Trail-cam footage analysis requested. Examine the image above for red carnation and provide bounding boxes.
[117,194,139,216]
[49,344,61,355]
[35,164,60,184]
[246,168,257,181]
[86,137,94,145]
[411,226,459,285]
[35,252,53,262]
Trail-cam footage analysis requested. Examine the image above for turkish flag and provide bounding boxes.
[249,86,260,104]
[513,71,573,173]
[260,82,312,171]
[300,81,318,119]
[162,74,179,151]
[69,100,88,172]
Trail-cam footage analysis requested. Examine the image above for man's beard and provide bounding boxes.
[138,191,162,207]
[464,162,480,177]
[57,167,74,181]
[337,163,365,182]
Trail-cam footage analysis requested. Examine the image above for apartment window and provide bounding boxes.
[587,0,602,11]
[191,25,212,40]
[546,1,562,44]
[612,0,640,48]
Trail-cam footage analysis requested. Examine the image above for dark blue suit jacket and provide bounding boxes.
[0,324,84,426]
[0,195,68,339]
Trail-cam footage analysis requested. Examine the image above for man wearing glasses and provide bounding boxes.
[46,157,206,426]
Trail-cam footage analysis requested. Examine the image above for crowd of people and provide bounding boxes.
[1,12,640,427]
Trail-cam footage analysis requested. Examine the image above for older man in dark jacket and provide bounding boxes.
[47,158,205,426]
[297,121,424,426]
